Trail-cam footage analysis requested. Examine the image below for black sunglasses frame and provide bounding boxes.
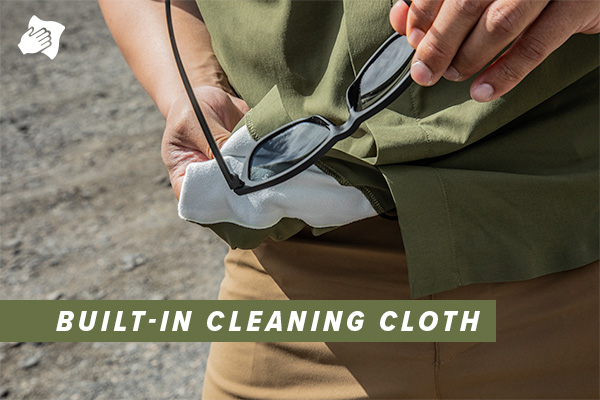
[165,0,414,195]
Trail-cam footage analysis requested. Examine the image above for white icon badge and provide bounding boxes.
[18,15,65,60]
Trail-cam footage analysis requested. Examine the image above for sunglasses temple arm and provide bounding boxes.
[165,0,244,191]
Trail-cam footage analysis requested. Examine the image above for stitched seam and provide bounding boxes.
[342,12,358,78]
[408,85,432,159]
[433,168,461,285]
[362,120,386,166]
[315,160,385,214]
[245,110,260,141]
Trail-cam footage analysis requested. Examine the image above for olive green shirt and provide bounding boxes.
[195,0,599,297]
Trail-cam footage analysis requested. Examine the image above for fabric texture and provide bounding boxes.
[192,0,599,297]
[178,125,378,247]
[202,216,599,399]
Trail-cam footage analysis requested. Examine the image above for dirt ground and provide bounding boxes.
[0,1,228,398]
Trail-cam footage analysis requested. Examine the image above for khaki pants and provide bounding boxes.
[203,216,599,399]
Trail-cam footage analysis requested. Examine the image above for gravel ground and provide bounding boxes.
[1,1,228,398]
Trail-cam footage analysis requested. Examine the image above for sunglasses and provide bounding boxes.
[166,0,414,195]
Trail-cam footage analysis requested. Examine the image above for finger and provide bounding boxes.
[411,0,491,86]
[230,96,250,115]
[447,0,548,82]
[25,27,35,36]
[195,107,230,158]
[406,0,443,48]
[390,0,410,35]
[201,93,247,134]
[40,39,52,50]
[166,87,246,162]
[192,100,234,158]
[470,1,575,102]
[34,28,49,38]
[161,139,208,200]
[36,32,51,41]
[166,103,226,162]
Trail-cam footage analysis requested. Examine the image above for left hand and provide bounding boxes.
[161,86,249,199]
[389,0,600,102]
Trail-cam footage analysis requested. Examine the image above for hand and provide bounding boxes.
[161,86,249,199]
[18,27,52,54]
[390,0,600,102]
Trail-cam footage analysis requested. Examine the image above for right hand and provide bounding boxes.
[389,0,600,102]
[18,27,52,54]
[161,86,250,199]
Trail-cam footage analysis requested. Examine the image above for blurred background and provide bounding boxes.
[0,1,227,398]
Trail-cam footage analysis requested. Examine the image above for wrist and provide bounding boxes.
[18,41,29,54]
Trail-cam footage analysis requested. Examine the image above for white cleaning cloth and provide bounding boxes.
[27,16,65,60]
[178,125,377,230]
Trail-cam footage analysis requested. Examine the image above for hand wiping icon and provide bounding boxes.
[18,15,65,60]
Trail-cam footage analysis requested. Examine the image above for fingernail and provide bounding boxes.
[411,60,433,86]
[444,65,461,81]
[471,83,495,102]
[408,28,425,48]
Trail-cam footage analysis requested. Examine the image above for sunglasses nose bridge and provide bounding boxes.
[334,109,366,138]
[334,119,353,137]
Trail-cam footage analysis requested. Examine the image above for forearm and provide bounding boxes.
[98,0,232,117]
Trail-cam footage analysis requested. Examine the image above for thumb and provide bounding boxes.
[209,122,232,153]
[25,26,35,36]
[231,96,250,115]
[211,95,248,133]
[183,103,231,159]
[390,0,410,35]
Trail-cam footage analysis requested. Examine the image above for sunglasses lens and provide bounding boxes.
[357,35,412,111]
[249,121,330,182]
